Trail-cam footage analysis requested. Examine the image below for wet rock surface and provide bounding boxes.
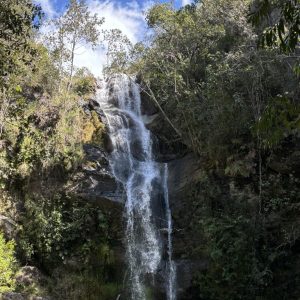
[139,87,206,298]
[72,97,124,207]
[176,260,208,297]
[168,154,202,206]
[140,89,187,162]
[69,144,124,207]
[167,154,207,298]
[140,89,159,116]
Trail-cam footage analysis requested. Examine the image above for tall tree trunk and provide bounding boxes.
[68,36,76,91]
[141,79,182,138]
[58,50,64,93]
[0,89,9,138]
[58,34,64,92]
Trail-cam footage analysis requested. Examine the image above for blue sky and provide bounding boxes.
[39,0,189,14]
[35,0,192,18]
[35,0,193,75]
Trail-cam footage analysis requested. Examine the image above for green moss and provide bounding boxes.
[82,111,105,145]
[82,120,96,143]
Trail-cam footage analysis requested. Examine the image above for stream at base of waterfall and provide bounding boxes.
[97,74,176,300]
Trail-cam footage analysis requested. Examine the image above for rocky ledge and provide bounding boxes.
[68,143,124,208]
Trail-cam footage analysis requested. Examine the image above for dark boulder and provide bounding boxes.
[68,144,124,208]
[16,266,45,287]
[0,215,17,239]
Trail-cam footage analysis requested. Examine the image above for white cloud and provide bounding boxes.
[182,0,192,6]
[37,0,150,77]
[73,0,150,77]
[87,0,147,44]
[73,45,107,77]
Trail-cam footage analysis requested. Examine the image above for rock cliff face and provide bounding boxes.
[70,143,124,206]
[69,98,124,208]
[140,90,206,299]
[167,155,206,298]
[147,111,300,299]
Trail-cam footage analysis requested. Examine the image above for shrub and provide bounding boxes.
[0,233,16,293]
[72,68,96,97]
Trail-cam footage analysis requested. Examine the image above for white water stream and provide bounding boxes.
[97,74,176,299]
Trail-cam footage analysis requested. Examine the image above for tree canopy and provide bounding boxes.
[0,0,42,88]
[249,0,300,52]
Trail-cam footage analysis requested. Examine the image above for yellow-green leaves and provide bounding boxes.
[0,233,16,293]
[15,85,22,93]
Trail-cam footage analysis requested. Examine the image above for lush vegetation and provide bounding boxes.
[0,233,16,293]
[0,0,122,298]
[107,0,300,299]
[0,0,299,299]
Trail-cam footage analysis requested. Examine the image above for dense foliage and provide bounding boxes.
[0,0,121,298]
[0,233,16,293]
[249,0,300,52]
[0,0,299,299]
[107,0,300,299]
[111,0,299,174]
[0,0,42,88]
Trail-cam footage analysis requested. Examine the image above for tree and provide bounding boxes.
[248,0,300,52]
[103,29,132,74]
[136,0,256,155]
[47,0,104,90]
[0,0,42,89]
[47,20,70,90]
[0,0,42,138]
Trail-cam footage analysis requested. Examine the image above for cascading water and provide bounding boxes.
[163,164,177,300]
[97,74,176,299]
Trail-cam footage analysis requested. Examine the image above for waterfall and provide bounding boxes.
[97,74,176,299]
[163,164,177,300]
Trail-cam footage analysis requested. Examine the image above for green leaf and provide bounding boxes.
[15,85,22,93]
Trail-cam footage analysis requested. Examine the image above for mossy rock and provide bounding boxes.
[82,111,105,145]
